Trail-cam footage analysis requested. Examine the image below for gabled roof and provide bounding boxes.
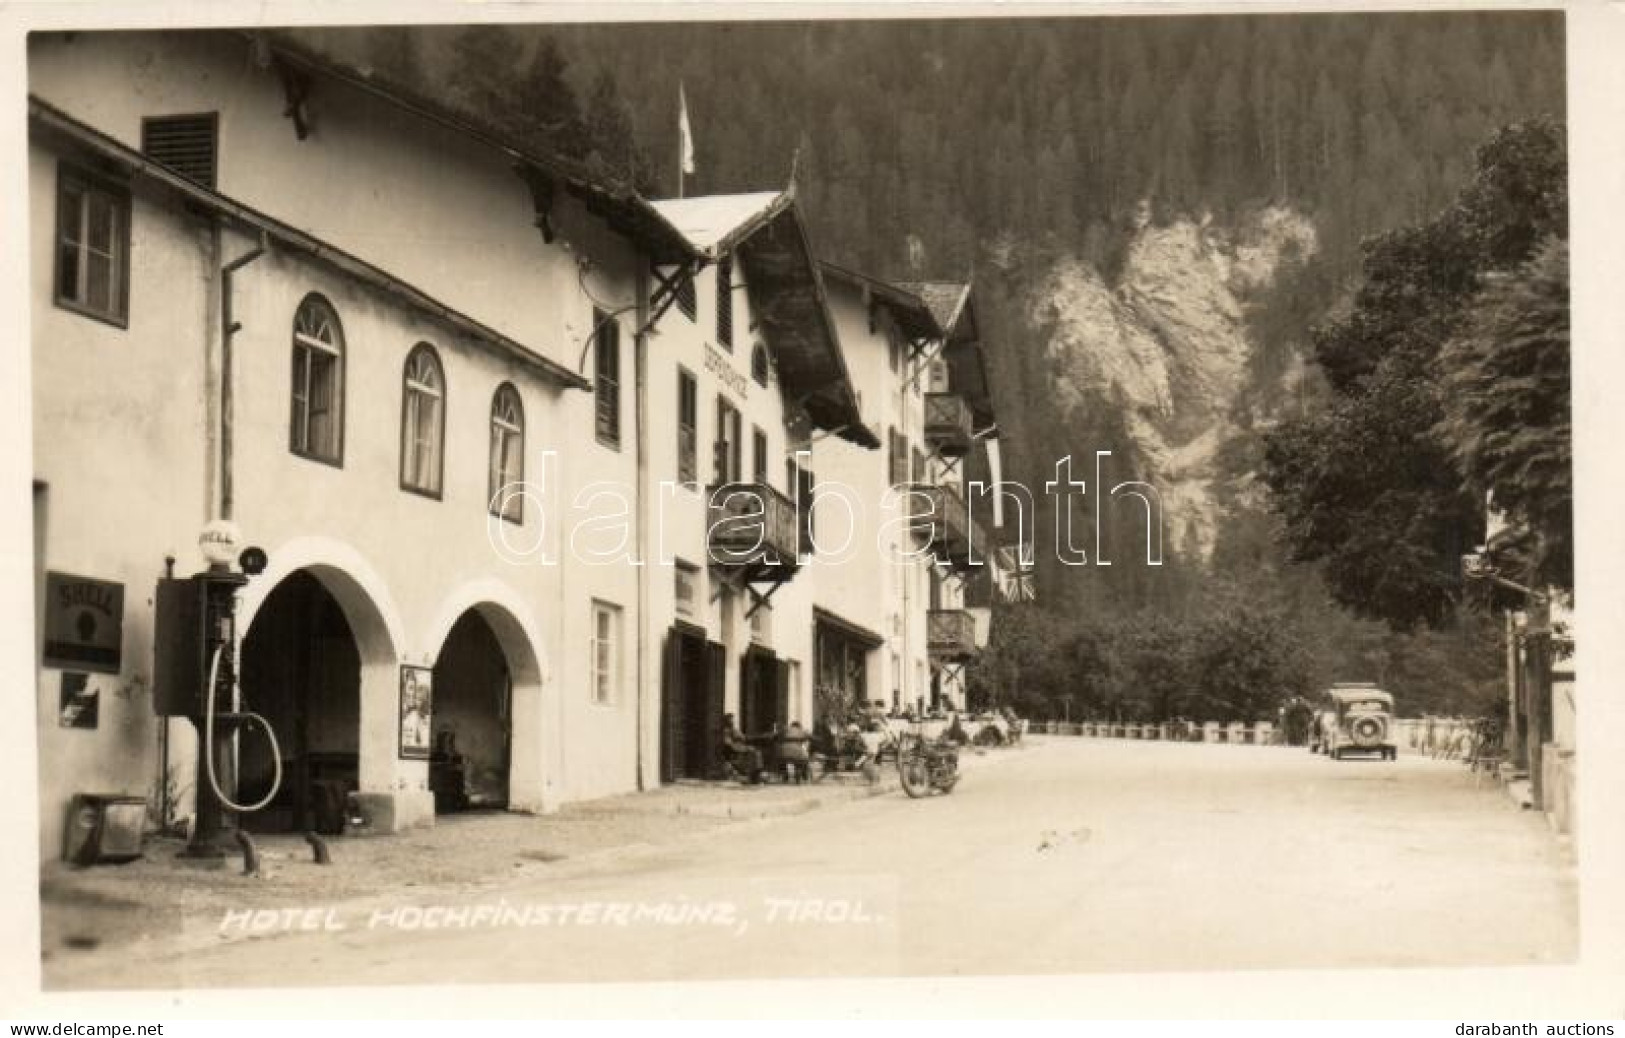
[899,280,994,431]
[247,31,699,265]
[818,262,940,343]
[898,280,972,337]
[651,191,786,256]
[652,190,879,450]
[30,95,591,391]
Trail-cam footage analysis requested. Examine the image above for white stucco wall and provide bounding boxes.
[30,30,658,855]
[813,277,934,712]
[641,254,818,736]
[30,139,218,858]
[28,31,589,378]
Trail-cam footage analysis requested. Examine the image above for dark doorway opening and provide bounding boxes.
[430,610,512,813]
[660,624,723,782]
[239,570,360,835]
[739,645,787,738]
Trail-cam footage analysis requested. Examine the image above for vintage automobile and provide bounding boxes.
[1320,685,1398,761]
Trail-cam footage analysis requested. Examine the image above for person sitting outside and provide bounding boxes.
[721,713,764,784]
[844,722,874,767]
[863,700,889,731]
[778,721,811,784]
[1001,705,1025,744]
[811,716,869,772]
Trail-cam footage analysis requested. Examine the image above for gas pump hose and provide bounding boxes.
[204,645,284,814]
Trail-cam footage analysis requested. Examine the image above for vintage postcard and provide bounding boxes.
[2,0,1621,1021]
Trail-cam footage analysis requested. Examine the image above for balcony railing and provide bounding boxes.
[707,482,805,571]
[928,609,979,660]
[924,392,974,457]
[906,482,988,572]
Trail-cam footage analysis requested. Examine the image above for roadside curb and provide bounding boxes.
[627,741,1036,820]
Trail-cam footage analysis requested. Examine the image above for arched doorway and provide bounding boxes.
[238,570,362,834]
[430,610,512,812]
[425,596,546,814]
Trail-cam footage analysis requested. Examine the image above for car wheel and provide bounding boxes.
[1331,747,1341,761]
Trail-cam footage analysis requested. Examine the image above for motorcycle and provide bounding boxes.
[896,726,960,798]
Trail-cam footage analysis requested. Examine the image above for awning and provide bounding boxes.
[813,607,885,650]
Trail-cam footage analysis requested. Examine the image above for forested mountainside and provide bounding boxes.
[298,13,1564,711]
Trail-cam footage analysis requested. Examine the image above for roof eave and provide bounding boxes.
[30,95,592,392]
[247,31,700,265]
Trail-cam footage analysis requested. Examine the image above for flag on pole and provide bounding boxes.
[678,82,696,177]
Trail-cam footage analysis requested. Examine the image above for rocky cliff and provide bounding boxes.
[1018,205,1318,565]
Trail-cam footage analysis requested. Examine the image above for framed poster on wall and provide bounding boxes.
[399,665,433,760]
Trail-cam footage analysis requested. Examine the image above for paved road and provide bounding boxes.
[63,737,1577,987]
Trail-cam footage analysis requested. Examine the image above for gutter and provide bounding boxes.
[220,232,268,520]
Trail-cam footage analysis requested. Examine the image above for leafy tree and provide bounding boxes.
[1437,237,1571,591]
[1261,118,1566,629]
[967,604,1076,718]
[1188,596,1316,723]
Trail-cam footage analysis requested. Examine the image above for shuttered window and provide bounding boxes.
[716,256,734,349]
[595,309,621,449]
[677,367,698,486]
[141,113,218,189]
[676,275,696,321]
[751,343,770,387]
[714,397,742,485]
[888,427,908,486]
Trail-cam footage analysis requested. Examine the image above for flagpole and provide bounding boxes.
[677,82,685,199]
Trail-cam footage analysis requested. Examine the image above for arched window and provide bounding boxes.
[489,382,525,522]
[400,343,445,497]
[751,342,770,388]
[290,294,345,464]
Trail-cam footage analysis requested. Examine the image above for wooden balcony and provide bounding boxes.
[924,392,974,457]
[928,609,979,661]
[906,482,988,572]
[707,482,805,573]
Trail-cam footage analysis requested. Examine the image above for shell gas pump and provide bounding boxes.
[153,521,281,860]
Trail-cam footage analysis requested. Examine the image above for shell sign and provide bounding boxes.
[43,571,124,675]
